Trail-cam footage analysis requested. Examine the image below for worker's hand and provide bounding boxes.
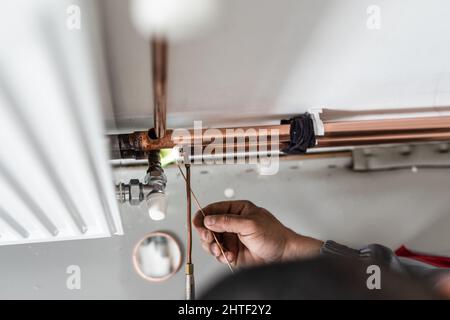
[193,200,323,267]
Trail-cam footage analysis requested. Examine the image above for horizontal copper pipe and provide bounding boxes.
[282,150,352,161]
[119,124,291,152]
[185,142,289,155]
[324,116,450,135]
[317,131,450,147]
[112,116,450,159]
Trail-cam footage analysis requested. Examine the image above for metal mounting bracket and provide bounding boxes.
[352,142,450,171]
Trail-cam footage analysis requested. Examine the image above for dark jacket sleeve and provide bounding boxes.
[320,240,449,284]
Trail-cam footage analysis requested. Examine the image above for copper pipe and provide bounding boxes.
[177,165,234,273]
[185,141,289,155]
[317,131,450,147]
[185,164,192,265]
[281,150,352,161]
[324,116,450,135]
[112,116,450,158]
[151,38,168,138]
[172,124,290,146]
[183,164,195,300]
[119,124,291,152]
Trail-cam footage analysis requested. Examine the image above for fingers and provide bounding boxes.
[217,251,234,265]
[193,209,205,229]
[195,201,259,265]
[209,242,235,264]
[193,211,213,243]
[200,241,224,258]
[194,200,257,240]
[201,241,212,255]
[200,228,214,243]
[204,214,256,235]
[200,235,236,264]
[210,242,222,257]
[201,200,256,217]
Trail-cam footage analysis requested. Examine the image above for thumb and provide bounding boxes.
[204,214,255,234]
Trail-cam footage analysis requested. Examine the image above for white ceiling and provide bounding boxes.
[101,0,450,132]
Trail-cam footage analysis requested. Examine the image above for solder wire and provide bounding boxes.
[177,165,234,273]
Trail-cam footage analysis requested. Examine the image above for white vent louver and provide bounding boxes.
[0,0,123,245]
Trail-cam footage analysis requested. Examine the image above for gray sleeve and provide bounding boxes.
[320,240,360,258]
[321,240,403,270]
[320,240,448,282]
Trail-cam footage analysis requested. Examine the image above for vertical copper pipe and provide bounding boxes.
[151,38,168,138]
[184,164,195,300]
[185,164,192,265]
